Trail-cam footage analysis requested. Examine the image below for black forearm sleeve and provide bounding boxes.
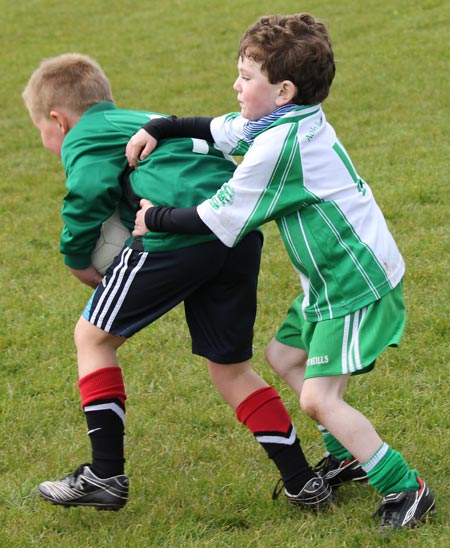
[145,205,213,235]
[142,116,214,142]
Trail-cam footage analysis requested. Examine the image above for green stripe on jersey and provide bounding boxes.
[333,141,367,195]
[279,200,393,320]
[236,124,303,241]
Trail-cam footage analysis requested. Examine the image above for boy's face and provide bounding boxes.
[32,114,66,158]
[233,56,283,120]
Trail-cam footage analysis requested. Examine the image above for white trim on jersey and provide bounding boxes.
[311,203,382,300]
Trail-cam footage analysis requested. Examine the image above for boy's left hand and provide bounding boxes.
[126,129,158,168]
[68,265,103,288]
[133,198,154,237]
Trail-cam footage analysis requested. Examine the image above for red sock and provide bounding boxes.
[236,386,291,437]
[78,366,126,408]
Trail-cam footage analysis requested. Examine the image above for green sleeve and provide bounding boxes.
[61,153,125,269]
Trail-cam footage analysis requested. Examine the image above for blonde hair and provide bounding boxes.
[22,53,113,121]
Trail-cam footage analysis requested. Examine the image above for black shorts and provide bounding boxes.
[82,231,263,364]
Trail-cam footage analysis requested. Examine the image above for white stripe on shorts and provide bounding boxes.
[90,248,148,331]
[90,247,132,325]
[104,252,148,332]
[341,307,367,374]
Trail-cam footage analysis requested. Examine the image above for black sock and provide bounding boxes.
[84,398,125,478]
[264,437,316,494]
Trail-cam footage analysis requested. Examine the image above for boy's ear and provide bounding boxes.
[276,80,297,106]
[50,110,73,135]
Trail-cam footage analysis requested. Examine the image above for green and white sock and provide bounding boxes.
[318,424,352,461]
[362,443,419,495]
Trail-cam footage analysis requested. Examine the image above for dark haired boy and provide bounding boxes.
[127,13,435,529]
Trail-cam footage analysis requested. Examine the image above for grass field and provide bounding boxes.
[0,0,448,546]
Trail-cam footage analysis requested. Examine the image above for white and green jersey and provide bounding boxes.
[197,105,405,322]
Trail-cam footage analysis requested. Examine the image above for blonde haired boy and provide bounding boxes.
[23,53,332,510]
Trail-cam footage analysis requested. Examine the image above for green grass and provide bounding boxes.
[0,0,449,546]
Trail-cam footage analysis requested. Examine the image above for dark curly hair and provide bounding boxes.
[238,14,335,105]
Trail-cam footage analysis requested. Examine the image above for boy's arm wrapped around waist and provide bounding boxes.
[144,205,212,235]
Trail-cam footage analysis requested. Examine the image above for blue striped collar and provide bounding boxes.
[242,104,301,143]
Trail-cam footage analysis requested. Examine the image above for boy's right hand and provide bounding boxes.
[126,129,158,168]
[132,198,154,236]
[68,265,103,288]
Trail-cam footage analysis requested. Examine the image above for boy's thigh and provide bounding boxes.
[82,241,234,338]
[184,231,263,364]
[304,284,406,379]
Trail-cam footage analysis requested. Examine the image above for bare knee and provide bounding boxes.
[74,316,102,349]
[265,338,307,378]
[300,380,332,421]
[75,315,123,344]
[75,316,126,377]
[299,390,322,421]
[207,359,251,384]
[74,316,88,349]
[300,376,349,422]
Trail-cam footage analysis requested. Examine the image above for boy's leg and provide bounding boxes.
[38,317,129,510]
[266,284,434,527]
[301,375,383,464]
[183,234,330,509]
[207,359,266,410]
[75,317,127,479]
[207,359,332,508]
[39,240,259,510]
[300,375,435,527]
[72,241,236,476]
[298,286,420,488]
[265,338,366,487]
[315,375,350,460]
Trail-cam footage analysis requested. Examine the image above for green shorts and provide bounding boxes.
[274,283,406,379]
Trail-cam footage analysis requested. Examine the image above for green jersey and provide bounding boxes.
[61,102,237,269]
